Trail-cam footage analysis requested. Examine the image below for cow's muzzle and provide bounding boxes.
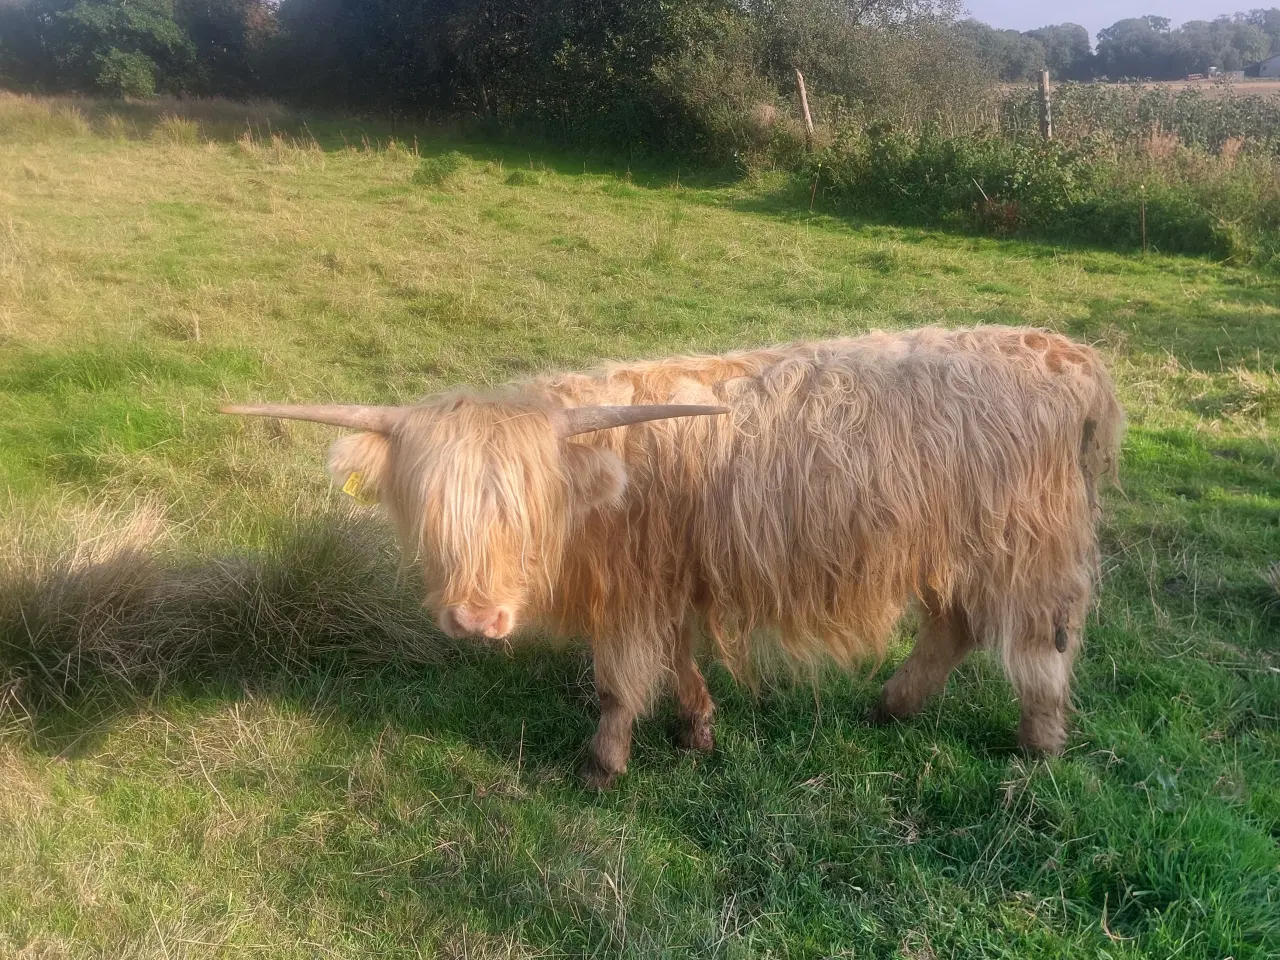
[440,605,515,641]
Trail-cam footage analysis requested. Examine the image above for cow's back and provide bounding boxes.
[545,327,1121,667]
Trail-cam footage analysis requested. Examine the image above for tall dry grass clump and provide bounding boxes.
[140,97,300,142]
[1219,135,1246,167]
[0,91,305,145]
[0,92,91,142]
[98,111,133,140]
[151,114,203,145]
[0,502,450,716]
[1143,126,1182,163]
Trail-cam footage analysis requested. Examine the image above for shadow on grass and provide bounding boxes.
[9,582,1277,956]
[16,654,1052,954]
[3,90,742,188]
[0,505,897,771]
[728,179,1280,341]
[2,611,1032,954]
[0,527,893,952]
[3,504,1278,955]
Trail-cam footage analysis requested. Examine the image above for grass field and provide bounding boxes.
[1,94,1278,958]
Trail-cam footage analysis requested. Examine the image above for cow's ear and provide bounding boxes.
[561,443,627,513]
[327,432,391,504]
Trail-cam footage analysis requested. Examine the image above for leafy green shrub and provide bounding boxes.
[95,49,158,100]
[811,127,1280,265]
[649,9,792,164]
[504,169,543,187]
[816,130,1100,228]
[413,151,466,187]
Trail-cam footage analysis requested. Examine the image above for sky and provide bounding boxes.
[964,2,1254,39]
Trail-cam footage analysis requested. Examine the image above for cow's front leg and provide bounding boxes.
[582,688,636,790]
[582,637,662,790]
[674,618,715,753]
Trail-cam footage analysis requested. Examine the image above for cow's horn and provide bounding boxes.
[555,404,729,438]
[219,404,403,432]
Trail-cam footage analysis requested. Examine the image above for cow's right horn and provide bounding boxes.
[555,404,729,438]
[219,404,404,432]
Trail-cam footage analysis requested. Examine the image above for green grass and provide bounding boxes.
[1,93,1278,959]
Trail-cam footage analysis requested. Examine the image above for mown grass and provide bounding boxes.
[0,92,1278,958]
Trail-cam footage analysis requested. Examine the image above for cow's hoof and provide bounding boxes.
[580,757,621,791]
[1018,725,1067,757]
[678,716,715,754]
[865,701,901,726]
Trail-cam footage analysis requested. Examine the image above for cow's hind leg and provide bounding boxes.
[871,598,980,724]
[583,635,664,790]
[673,618,715,753]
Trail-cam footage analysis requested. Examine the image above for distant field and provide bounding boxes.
[1,94,1278,959]
[1145,77,1280,93]
[1004,77,1280,96]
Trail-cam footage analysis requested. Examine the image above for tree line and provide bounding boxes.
[963,12,1280,82]
[4,1,1280,156]
[0,0,986,156]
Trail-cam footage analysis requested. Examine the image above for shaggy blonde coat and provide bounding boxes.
[319,325,1122,785]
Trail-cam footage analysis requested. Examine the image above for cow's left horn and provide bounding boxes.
[219,404,403,432]
[554,404,729,438]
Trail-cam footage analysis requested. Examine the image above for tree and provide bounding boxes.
[956,19,1044,81]
[175,0,276,98]
[0,0,44,87]
[1024,23,1092,79]
[272,0,705,139]
[1245,8,1280,54]
[58,0,194,93]
[0,0,195,94]
[1214,17,1269,69]
[2,0,997,154]
[1090,12,1272,79]
[1095,16,1175,78]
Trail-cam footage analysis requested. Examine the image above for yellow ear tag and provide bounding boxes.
[341,471,377,506]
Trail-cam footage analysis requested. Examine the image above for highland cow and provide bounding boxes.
[223,326,1123,787]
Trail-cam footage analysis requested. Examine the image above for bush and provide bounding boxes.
[413,151,466,187]
[816,130,1099,228]
[811,127,1280,265]
[504,169,544,187]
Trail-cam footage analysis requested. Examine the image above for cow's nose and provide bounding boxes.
[442,605,514,640]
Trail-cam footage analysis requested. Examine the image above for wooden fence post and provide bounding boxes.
[794,68,816,150]
[1038,69,1053,141]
